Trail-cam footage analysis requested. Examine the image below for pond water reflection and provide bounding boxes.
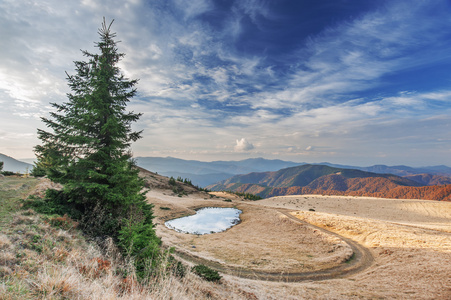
[165,207,242,235]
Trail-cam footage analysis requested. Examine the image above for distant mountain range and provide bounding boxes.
[2,153,450,201]
[135,157,300,187]
[0,153,33,173]
[207,164,451,201]
[135,156,451,187]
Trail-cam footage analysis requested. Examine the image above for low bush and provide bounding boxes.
[48,214,79,230]
[1,171,16,176]
[197,186,210,192]
[22,191,81,219]
[232,191,262,200]
[118,218,161,278]
[30,165,47,177]
[192,264,221,282]
[167,255,186,278]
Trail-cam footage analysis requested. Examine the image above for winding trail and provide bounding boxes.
[173,208,374,282]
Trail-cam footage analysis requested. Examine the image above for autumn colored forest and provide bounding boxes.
[233,180,451,201]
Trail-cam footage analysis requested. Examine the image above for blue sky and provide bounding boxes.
[1,0,451,167]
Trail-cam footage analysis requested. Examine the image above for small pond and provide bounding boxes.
[165,207,242,235]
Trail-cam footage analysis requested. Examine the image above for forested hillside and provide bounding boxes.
[208,165,451,201]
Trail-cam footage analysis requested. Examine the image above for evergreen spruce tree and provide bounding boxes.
[35,18,159,257]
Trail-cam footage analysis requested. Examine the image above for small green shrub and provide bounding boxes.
[22,195,67,216]
[197,186,210,192]
[223,199,232,202]
[234,192,262,200]
[1,171,15,176]
[30,165,47,177]
[192,264,221,282]
[22,191,82,221]
[31,243,43,253]
[32,234,41,243]
[345,253,356,263]
[118,218,162,278]
[159,207,171,210]
[167,255,186,278]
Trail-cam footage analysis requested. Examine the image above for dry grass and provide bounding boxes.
[0,209,188,299]
[0,177,261,300]
[0,208,259,299]
[151,190,451,299]
[2,176,450,299]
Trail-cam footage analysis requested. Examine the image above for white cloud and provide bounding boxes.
[234,138,254,152]
[0,0,450,166]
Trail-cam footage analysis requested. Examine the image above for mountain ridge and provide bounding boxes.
[214,164,422,189]
[135,156,451,187]
[207,164,451,201]
[0,153,33,173]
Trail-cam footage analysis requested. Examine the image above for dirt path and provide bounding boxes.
[172,209,374,282]
[277,210,374,280]
[150,191,451,298]
[155,196,373,282]
[257,194,451,230]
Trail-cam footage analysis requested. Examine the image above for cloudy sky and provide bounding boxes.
[1,0,451,167]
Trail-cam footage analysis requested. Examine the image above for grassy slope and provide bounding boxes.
[0,177,39,229]
[0,176,257,300]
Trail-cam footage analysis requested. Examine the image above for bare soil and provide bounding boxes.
[149,191,451,299]
[152,191,353,274]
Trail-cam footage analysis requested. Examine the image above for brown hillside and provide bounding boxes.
[307,174,348,191]
[345,177,401,193]
[370,184,451,201]
[209,165,451,201]
[230,181,451,201]
[404,173,451,186]
[137,167,201,195]
[265,184,451,201]
[233,183,269,195]
[307,175,401,193]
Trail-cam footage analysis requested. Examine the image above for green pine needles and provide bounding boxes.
[34,19,160,257]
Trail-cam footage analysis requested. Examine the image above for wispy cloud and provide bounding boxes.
[1,0,450,165]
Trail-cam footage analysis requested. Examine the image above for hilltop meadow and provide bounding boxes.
[2,169,449,299]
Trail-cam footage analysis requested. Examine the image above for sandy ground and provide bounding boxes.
[150,190,353,274]
[148,190,451,299]
[257,194,451,232]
